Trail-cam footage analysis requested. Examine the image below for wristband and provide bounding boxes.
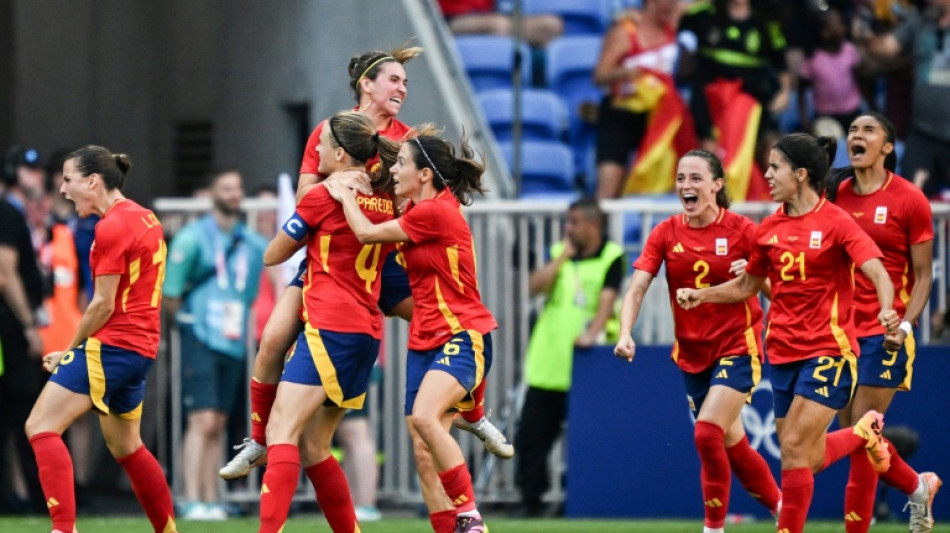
[898,321,912,335]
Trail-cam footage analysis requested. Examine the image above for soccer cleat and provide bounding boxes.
[355,505,382,522]
[455,515,489,532]
[904,472,942,533]
[454,415,514,459]
[219,437,267,479]
[853,410,891,472]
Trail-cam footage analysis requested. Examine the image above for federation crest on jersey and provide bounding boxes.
[715,238,728,256]
[809,231,822,249]
[874,206,887,224]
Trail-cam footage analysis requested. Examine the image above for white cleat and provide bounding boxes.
[219,438,267,480]
[454,415,514,459]
[905,472,942,533]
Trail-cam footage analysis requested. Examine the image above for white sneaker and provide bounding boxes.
[219,438,267,480]
[904,472,942,533]
[355,505,382,522]
[203,503,229,521]
[454,415,514,459]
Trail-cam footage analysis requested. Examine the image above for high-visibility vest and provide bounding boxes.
[38,224,82,352]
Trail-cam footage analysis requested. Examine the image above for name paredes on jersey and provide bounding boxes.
[357,195,394,215]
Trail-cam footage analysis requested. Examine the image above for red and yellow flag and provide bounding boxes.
[621,69,698,196]
[703,79,770,201]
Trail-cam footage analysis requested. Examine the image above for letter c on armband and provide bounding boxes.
[282,213,311,241]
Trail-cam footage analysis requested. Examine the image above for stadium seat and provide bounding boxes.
[524,0,610,35]
[454,35,532,93]
[545,35,604,186]
[477,88,568,142]
[500,140,576,198]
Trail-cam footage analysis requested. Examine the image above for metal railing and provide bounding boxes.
[151,196,950,506]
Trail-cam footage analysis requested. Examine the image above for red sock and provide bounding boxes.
[29,432,75,532]
[250,379,278,445]
[460,380,486,423]
[778,467,814,533]
[259,444,300,533]
[438,463,477,513]
[879,437,919,495]
[305,456,358,533]
[117,445,176,533]
[844,447,879,533]
[823,428,866,470]
[694,421,730,528]
[726,435,781,514]
[429,509,458,533]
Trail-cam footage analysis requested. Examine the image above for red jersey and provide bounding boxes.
[635,208,763,372]
[298,116,411,175]
[90,200,166,358]
[397,191,498,350]
[835,173,934,336]
[297,186,395,338]
[746,199,883,364]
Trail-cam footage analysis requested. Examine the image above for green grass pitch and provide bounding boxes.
[2,516,949,532]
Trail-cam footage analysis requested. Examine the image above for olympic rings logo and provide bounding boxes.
[740,378,781,460]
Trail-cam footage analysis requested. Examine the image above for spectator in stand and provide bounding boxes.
[798,8,864,135]
[592,0,681,198]
[438,0,564,47]
[677,0,791,151]
[865,0,950,199]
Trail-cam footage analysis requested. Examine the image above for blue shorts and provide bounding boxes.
[857,332,915,391]
[378,250,411,316]
[288,257,308,289]
[771,354,857,418]
[49,337,153,419]
[287,252,410,316]
[282,325,380,410]
[404,331,493,416]
[180,326,245,414]
[682,355,761,418]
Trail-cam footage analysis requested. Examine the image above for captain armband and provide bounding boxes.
[282,213,312,241]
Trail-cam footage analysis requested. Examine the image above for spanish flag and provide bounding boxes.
[703,79,770,201]
[620,69,698,196]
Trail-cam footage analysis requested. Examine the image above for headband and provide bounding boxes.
[328,117,353,159]
[413,137,445,185]
[355,56,395,88]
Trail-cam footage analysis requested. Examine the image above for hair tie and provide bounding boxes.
[372,132,380,142]
[355,56,395,88]
[413,137,446,185]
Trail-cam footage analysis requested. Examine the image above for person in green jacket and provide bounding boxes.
[513,197,624,517]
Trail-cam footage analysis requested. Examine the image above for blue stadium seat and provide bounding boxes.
[478,88,568,142]
[454,35,532,93]
[545,35,604,186]
[524,0,610,36]
[500,140,576,198]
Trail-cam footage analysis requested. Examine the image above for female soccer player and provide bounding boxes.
[676,133,900,533]
[222,43,511,482]
[833,112,940,533]
[325,129,495,533]
[25,146,176,533]
[614,150,780,532]
[256,110,400,533]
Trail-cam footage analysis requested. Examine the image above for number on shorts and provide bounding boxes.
[812,355,846,386]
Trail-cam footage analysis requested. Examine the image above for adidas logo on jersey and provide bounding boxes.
[715,369,729,379]
[436,356,451,367]
[672,242,685,253]
[768,235,778,244]
[879,370,892,380]
[814,386,829,398]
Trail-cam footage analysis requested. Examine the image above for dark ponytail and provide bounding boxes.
[406,125,486,205]
[773,133,836,196]
[68,145,131,190]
